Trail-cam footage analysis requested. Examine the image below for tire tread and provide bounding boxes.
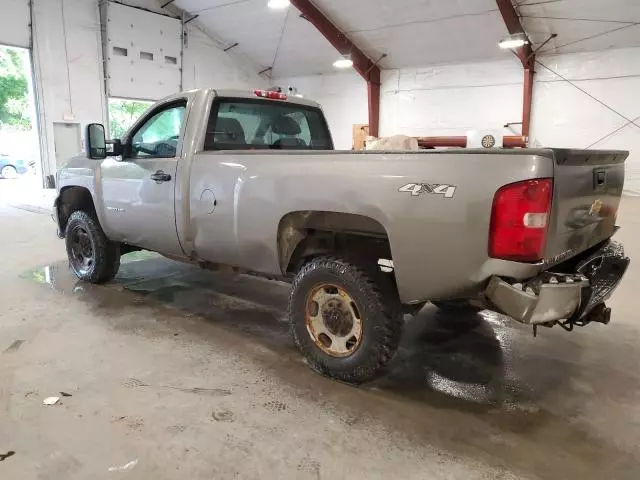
[288,255,402,384]
[66,210,120,283]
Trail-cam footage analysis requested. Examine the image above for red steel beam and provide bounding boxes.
[416,136,527,149]
[290,0,381,136]
[522,66,534,137]
[496,0,534,143]
[367,69,381,139]
[495,0,533,68]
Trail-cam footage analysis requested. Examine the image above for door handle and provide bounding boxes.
[150,170,172,183]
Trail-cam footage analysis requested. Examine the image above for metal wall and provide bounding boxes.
[277,47,640,194]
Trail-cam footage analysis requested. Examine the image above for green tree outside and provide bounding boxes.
[108,98,152,138]
[0,46,30,130]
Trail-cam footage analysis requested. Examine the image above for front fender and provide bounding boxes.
[53,195,64,237]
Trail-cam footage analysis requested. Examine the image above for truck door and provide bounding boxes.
[100,100,186,256]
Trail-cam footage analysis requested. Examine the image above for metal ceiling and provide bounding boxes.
[517,0,640,55]
[171,0,640,77]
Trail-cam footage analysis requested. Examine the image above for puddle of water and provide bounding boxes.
[22,253,291,345]
[21,251,162,290]
[21,253,533,410]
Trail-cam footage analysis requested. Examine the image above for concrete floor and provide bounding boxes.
[1,189,640,480]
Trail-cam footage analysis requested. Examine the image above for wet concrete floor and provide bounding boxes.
[1,200,640,479]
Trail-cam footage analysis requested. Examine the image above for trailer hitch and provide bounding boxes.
[533,302,611,336]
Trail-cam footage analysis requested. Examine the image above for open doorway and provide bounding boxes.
[0,44,39,190]
[108,97,153,138]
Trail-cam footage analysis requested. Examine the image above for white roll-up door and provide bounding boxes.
[0,0,30,48]
[105,2,182,100]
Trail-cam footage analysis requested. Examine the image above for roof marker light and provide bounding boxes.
[254,89,288,100]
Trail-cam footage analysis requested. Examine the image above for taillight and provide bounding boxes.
[489,178,553,262]
[254,89,288,100]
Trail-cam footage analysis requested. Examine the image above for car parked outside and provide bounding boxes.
[0,153,30,178]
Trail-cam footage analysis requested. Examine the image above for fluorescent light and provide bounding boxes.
[499,36,528,49]
[333,55,353,69]
[267,0,290,9]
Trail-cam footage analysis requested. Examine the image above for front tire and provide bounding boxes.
[289,256,403,384]
[65,210,120,283]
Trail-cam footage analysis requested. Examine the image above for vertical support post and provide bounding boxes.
[522,64,534,138]
[496,0,533,145]
[367,69,380,138]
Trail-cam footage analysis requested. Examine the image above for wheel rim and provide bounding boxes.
[305,283,363,357]
[69,225,94,275]
[1,166,17,179]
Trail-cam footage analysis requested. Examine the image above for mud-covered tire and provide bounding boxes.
[65,210,120,283]
[432,300,482,314]
[289,256,403,384]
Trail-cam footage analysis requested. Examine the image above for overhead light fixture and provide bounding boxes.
[499,34,529,49]
[333,55,353,69]
[267,0,290,9]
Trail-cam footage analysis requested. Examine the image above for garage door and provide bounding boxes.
[0,0,30,48]
[105,2,182,100]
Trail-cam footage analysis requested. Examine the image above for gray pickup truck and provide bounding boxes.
[54,88,630,383]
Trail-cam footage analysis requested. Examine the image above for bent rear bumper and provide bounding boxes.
[485,240,629,325]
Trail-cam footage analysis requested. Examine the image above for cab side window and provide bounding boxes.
[131,102,186,158]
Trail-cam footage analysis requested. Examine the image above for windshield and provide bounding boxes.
[204,98,333,150]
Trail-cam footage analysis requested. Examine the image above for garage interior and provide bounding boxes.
[1,0,640,479]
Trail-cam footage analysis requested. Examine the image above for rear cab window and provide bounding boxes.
[204,97,333,151]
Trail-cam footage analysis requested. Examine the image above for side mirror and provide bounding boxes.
[86,123,106,159]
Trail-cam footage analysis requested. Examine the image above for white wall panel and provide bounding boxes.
[181,26,265,91]
[380,60,523,137]
[277,72,368,150]
[106,2,181,100]
[0,0,30,48]
[531,48,640,195]
[32,0,106,179]
[277,48,640,194]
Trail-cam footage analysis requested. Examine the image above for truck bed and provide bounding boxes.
[182,147,626,304]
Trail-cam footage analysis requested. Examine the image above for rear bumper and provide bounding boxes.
[485,240,629,325]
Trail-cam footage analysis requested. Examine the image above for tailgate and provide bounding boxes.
[544,149,628,266]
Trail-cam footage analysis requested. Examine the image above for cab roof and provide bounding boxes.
[211,88,322,109]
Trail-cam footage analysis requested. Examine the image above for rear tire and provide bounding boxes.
[65,210,120,283]
[289,256,403,384]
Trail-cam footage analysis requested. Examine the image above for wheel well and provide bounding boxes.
[278,211,393,274]
[56,186,97,235]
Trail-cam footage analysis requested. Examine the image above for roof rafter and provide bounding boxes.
[289,0,381,136]
[496,0,533,67]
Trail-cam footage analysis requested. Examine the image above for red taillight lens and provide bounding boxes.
[254,89,288,100]
[489,178,553,262]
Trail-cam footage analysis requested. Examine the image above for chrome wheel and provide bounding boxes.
[305,283,363,357]
[68,225,94,275]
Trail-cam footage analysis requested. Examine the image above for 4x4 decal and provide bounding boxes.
[399,183,457,198]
